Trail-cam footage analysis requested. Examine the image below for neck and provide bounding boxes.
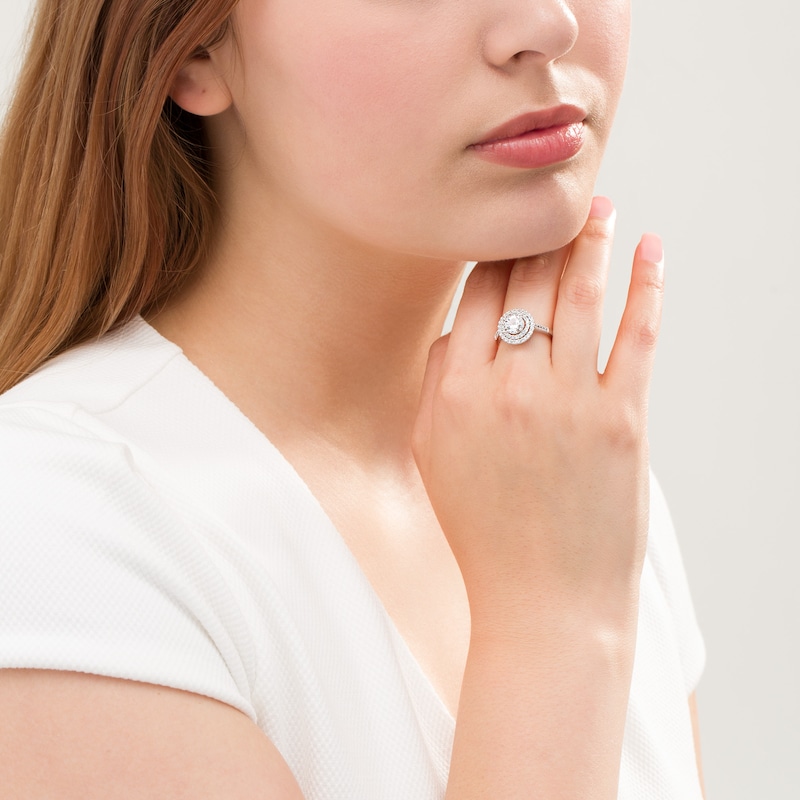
[149,199,467,463]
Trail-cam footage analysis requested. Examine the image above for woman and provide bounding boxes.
[0,0,705,797]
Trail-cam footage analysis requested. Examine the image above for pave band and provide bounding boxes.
[494,309,552,345]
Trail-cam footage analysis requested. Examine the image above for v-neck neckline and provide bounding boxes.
[133,316,457,729]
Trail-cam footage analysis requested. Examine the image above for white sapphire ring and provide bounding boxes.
[494,309,552,345]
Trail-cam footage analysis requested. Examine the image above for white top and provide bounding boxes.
[0,318,705,799]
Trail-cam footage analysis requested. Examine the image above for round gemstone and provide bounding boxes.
[505,314,524,334]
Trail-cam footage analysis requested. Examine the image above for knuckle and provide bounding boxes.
[601,403,642,449]
[562,274,604,309]
[507,254,558,292]
[637,262,665,294]
[436,370,471,409]
[494,372,534,420]
[623,315,660,349]
[464,262,508,294]
[580,217,612,243]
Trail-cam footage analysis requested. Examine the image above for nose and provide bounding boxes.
[482,0,579,68]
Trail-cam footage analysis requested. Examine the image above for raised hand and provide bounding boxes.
[413,197,664,618]
[413,197,665,799]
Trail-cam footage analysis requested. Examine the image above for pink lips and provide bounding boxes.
[469,104,587,169]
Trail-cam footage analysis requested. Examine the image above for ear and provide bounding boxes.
[169,53,233,117]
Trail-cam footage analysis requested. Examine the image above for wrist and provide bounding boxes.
[466,580,641,653]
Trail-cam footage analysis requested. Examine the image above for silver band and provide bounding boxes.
[494,309,552,345]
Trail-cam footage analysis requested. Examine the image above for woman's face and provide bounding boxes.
[214,0,630,261]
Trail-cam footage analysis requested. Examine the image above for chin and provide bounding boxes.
[421,161,599,262]
[453,188,595,263]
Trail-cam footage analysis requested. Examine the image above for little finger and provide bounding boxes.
[603,233,664,407]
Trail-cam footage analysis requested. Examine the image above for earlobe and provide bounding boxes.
[169,56,232,117]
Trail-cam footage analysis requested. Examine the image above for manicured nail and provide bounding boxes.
[639,233,663,264]
[589,196,615,220]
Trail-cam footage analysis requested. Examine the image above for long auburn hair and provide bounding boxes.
[0,0,238,393]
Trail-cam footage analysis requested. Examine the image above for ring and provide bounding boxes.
[494,309,552,345]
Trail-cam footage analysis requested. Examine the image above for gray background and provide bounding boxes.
[2,2,798,797]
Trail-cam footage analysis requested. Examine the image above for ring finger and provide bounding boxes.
[492,245,568,370]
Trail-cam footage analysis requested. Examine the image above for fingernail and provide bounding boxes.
[589,196,615,220]
[639,233,663,264]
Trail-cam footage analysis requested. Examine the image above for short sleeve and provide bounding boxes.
[0,405,258,721]
[646,470,706,694]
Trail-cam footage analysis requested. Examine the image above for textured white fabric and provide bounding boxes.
[0,318,705,799]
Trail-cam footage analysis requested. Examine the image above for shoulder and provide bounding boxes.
[0,340,260,720]
[0,327,175,533]
[0,316,182,416]
[0,317,199,529]
[0,401,151,530]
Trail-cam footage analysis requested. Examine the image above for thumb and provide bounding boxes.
[412,333,451,471]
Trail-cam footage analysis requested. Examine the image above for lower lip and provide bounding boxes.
[469,122,585,169]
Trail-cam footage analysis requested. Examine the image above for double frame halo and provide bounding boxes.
[494,309,551,345]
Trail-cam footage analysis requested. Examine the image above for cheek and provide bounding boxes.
[234,5,464,241]
[309,37,427,118]
[290,33,453,175]
[577,0,631,102]
[227,0,633,258]
[240,2,450,165]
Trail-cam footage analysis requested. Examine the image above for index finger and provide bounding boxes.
[444,260,513,368]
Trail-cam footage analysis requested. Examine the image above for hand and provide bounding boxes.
[412,197,664,622]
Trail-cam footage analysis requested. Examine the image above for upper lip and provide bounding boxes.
[471,104,587,146]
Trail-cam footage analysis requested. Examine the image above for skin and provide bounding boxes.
[1,0,704,796]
